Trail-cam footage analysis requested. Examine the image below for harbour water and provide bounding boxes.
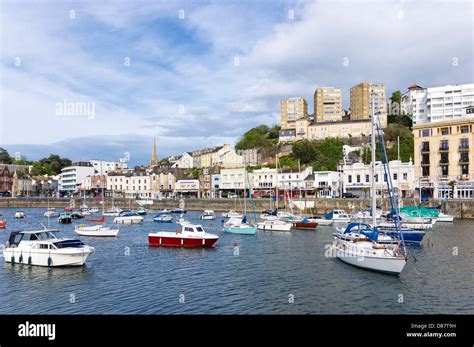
[0,208,473,314]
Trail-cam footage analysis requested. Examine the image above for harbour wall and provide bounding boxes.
[0,198,473,219]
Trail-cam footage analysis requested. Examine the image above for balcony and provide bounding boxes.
[421,161,430,166]
[438,145,449,152]
[459,157,469,164]
[459,145,469,151]
[439,160,449,165]
[421,146,430,153]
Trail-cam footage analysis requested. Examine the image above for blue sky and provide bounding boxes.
[1,0,473,166]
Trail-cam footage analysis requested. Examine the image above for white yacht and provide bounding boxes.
[104,207,122,217]
[4,229,95,267]
[257,219,292,232]
[114,211,143,224]
[222,210,243,219]
[14,211,26,219]
[323,209,351,223]
[43,208,59,218]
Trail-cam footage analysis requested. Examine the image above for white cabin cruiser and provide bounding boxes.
[44,208,59,218]
[14,211,26,219]
[200,210,216,220]
[4,229,95,267]
[323,209,351,223]
[222,210,243,219]
[114,211,143,224]
[75,224,119,237]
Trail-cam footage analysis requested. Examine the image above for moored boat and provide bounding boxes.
[14,211,26,219]
[58,212,73,224]
[223,217,257,235]
[4,229,95,267]
[171,208,187,214]
[222,210,243,219]
[0,220,6,228]
[148,223,218,248]
[137,207,147,215]
[257,219,292,232]
[311,216,334,226]
[324,209,351,223]
[44,208,59,218]
[291,218,318,230]
[153,214,173,223]
[75,224,119,237]
[200,210,216,220]
[114,211,143,224]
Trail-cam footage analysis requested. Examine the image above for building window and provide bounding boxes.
[365,174,369,183]
[403,173,408,180]
[441,127,450,135]
[393,173,397,180]
[356,175,360,183]
[441,166,448,176]
[460,138,469,149]
[421,142,430,152]
[422,129,430,137]
[461,165,469,175]
[422,166,430,177]
[440,140,449,150]
[460,126,469,134]
[348,175,352,183]
[375,174,379,182]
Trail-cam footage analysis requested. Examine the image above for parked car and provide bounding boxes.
[342,192,359,198]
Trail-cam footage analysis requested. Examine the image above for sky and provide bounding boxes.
[0,0,473,166]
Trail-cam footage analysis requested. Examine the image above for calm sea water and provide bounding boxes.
[0,207,473,314]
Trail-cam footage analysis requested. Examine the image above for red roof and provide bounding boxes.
[407,83,423,90]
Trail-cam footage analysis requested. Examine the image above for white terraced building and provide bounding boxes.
[402,83,474,124]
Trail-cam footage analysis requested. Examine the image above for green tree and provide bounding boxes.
[292,138,344,171]
[0,147,12,164]
[278,155,298,169]
[30,155,72,175]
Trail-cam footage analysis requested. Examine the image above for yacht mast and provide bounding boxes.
[371,91,377,227]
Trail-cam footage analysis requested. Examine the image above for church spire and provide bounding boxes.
[150,137,158,167]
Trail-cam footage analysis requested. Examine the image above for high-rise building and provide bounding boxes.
[402,83,474,124]
[314,87,343,122]
[280,97,308,129]
[350,82,387,127]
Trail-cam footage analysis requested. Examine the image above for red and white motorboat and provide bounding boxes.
[148,223,218,248]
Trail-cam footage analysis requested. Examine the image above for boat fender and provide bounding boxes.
[47,257,53,267]
[19,254,23,263]
[11,255,15,264]
[28,256,32,265]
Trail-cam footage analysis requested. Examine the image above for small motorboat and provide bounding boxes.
[200,210,216,220]
[44,208,59,218]
[260,209,278,220]
[223,217,256,235]
[291,218,318,230]
[75,224,119,237]
[0,220,6,228]
[222,210,243,219]
[148,223,218,248]
[104,207,122,217]
[171,208,187,214]
[88,207,100,214]
[256,219,292,232]
[114,211,143,224]
[137,207,147,216]
[4,229,95,267]
[437,212,454,222]
[14,211,26,219]
[64,207,73,212]
[323,209,351,223]
[153,214,173,223]
[58,212,73,224]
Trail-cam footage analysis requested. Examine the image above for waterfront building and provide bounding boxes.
[251,167,278,197]
[341,160,415,198]
[211,173,221,198]
[278,167,313,191]
[192,146,221,168]
[402,83,474,124]
[175,179,200,198]
[90,159,127,174]
[307,119,371,140]
[413,112,474,199]
[0,166,12,196]
[280,97,308,129]
[170,152,194,169]
[219,167,246,194]
[314,87,344,122]
[199,167,220,198]
[30,175,59,197]
[350,82,387,127]
[59,161,95,195]
[313,171,343,198]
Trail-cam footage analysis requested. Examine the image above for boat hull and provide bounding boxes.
[148,234,218,248]
[256,223,292,232]
[3,248,94,267]
[223,227,257,235]
[75,226,119,237]
[114,217,143,224]
[292,222,318,230]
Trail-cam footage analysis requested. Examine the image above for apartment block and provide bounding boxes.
[413,112,474,199]
[280,97,308,129]
[402,83,474,124]
[350,82,387,127]
[314,87,343,122]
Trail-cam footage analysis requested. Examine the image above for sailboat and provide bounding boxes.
[333,93,407,275]
[75,168,119,237]
[224,168,257,235]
